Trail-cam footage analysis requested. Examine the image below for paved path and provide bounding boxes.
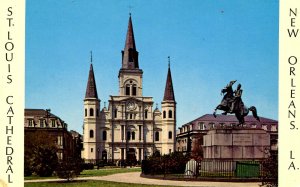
[25,172,261,187]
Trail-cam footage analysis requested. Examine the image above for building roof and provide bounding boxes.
[121,15,139,69]
[25,109,58,118]
[181,114,277,128]
[163,63,175,101]
[85,63,98,99]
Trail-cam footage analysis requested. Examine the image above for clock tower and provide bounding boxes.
[82,15,176,164]
[118,15,143,97]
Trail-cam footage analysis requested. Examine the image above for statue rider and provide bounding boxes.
[230,83,244,114]
[220,80,236,115]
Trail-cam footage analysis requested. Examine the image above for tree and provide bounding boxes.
[56,158,82,181]
[261,150,278,187]
[191,136,203,162]
[25,131,59,177]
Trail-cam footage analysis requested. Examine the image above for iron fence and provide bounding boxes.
[198,160,261,178]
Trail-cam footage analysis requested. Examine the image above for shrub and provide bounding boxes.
[261,150,278,187]
[82,163,94,170]
[142,152,189,175]
[56,158,82,181]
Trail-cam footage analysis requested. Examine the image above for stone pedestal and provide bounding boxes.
[203,128,270,160]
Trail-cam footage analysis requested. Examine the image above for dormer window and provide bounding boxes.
[28,119,33,127]
[51,119,56,127]
[40,120,44,128]
[199,122,205,130]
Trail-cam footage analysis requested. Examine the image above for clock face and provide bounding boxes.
[126,101,136,111]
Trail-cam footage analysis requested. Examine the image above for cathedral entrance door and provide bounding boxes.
[102,150,107,163]
[126,148,137,166]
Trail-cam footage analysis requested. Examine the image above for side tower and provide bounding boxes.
[161,58,176,155]
[82,56,101,160]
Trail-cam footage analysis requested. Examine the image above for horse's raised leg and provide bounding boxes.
[249,106,260,121]
[213,105,220,118]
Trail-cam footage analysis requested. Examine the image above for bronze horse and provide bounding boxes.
[213,80,260,126]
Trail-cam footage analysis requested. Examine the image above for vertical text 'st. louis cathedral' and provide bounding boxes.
[82,15,176,163]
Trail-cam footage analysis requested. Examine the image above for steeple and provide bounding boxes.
[163,57,175,101]
[121,14,139,69]
[85,56,98,99]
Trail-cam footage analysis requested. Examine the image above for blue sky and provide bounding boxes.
[26,0,279,133]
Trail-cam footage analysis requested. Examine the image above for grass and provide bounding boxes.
[24,180,172,187]
[80,167,141,177]
[25,167,141,180]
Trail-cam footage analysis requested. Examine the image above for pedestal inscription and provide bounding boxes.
[233,134,252,145]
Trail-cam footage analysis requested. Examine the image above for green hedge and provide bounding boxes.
[142,152,189,175]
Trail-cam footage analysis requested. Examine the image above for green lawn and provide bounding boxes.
[25,167,141,180]
[80,167,141,177]
[24,180,171,187]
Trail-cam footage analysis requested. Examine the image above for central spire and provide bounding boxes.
[121,14,139,69]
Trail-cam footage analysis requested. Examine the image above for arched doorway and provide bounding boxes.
[126,148,137,166]
[102,150,107,163]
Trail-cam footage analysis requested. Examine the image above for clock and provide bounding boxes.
[126,101,136,111]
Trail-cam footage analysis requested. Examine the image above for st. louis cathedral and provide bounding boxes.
[82,15,176,163]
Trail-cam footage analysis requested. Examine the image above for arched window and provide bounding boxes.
[89,130,94,138]
[103,131,107,140]
[132,132,135,140]
[90,108,94,116]
[132,84,137,96]
[168,131,172,139]
[163,111,166,119]
[85,109,87,117]
[145,110,148,119]
[168,110,172,118]
[155,131,159,141]
[125,84,130,95]
[127,131,131,140]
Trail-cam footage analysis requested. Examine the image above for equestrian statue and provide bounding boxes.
[213,80,260,126]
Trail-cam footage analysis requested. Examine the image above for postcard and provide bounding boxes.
[0,0,299,187]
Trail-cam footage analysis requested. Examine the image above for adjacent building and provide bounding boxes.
[176,114,278,154]
[24,109,81,160]
[82,15,177,163]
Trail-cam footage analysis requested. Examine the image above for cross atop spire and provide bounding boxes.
[90,51,93,64]
[168,56,170,68]
[128,5,133,16]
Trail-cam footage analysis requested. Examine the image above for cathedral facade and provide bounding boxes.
[82,16,176,163]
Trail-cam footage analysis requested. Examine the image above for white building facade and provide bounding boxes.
[82,15,176,163]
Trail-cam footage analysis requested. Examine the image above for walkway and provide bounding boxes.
[25,172,261,187]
